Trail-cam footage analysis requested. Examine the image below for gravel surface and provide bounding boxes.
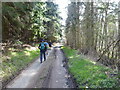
[5,46,75,88]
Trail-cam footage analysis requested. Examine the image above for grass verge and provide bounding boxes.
[1,46,40,84]
[62,46,119,88]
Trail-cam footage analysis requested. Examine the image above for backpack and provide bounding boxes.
[39,42,46,50]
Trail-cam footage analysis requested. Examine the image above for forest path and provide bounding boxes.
[6,44,74,88]
[47,47,68,88]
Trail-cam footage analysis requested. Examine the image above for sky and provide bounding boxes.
[54,0,70,25]
[2,0,119,25]
[54,0,119,25]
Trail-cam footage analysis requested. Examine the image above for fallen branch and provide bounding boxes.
[97,39,120,61]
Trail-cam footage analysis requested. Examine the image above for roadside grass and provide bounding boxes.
[62,46,119,88]
[1,46,40,82]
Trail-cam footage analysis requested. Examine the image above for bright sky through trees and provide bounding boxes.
[54,0,70,25]
[54,0,119,25]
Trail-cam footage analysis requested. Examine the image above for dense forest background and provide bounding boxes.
[2,2,62,44]
[65,1,120,71]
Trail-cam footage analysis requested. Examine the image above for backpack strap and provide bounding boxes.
[38,43,41,49]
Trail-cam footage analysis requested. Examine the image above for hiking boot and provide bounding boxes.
[40,61,42,63]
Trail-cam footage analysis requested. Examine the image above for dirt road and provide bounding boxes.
[6,46,75,88]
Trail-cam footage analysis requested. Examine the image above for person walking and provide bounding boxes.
[48,40,52,48]
[38,40,47,63]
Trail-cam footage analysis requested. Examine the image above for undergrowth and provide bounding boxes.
[1,46,40,82]
[63,46,119,88]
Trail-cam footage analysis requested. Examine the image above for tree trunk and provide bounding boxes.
[75,2,80,49]
[84,2,95,54]
[118,1,120,79]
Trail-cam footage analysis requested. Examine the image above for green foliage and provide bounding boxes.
[31,2,62,41]
[1,47,40,81]
[65,1,120,69]
[2,2,35,43]
[2,2,62,43]
[63,46,119,88]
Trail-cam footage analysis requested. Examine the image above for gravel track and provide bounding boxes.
[5,47,75,88]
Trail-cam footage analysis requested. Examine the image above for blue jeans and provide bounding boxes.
[40,50,46,63]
